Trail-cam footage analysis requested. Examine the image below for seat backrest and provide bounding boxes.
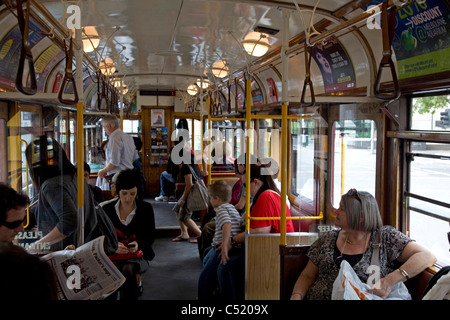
[279,244,310,300]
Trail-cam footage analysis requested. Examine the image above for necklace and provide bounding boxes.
[338,232,369,258]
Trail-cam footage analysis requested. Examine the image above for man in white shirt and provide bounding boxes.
[98,115,138,179]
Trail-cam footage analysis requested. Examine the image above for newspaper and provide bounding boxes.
[42,236,125,300]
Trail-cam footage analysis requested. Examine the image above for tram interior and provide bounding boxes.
[0,0,449,300]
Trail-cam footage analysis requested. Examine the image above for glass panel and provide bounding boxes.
[291,119,315,200]
[332,119,377,207]
[123,119,141,133]
[408,141,450,265]
[20,111,40,198]
[411,95,450,131]
[409,210,450,266]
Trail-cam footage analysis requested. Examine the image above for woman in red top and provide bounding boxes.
[247,163,294,234]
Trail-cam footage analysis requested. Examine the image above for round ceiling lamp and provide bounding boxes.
[99,58,116,75]
[242,31,270,57]
[212,60,228,78]
[196,78,210,89]
[82,26,100,53]
[187,84,198,95]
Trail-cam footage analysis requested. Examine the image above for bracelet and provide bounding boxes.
[399,267,409,280]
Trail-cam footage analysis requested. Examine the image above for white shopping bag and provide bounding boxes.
[332,260,411,300]
[96,176,110,190]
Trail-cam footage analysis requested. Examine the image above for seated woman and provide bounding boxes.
[217,162,294,299]
[102,169,156,300]
[290,189,437,300]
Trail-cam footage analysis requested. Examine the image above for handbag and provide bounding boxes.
[108,228,144,261]
[96,176,110,190]
[186,165,209,212]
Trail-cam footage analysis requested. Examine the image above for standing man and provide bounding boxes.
[0,183,30,243]
[98,115,139,180]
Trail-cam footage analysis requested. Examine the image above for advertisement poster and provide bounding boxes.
[311,36,356,93]
[365,0,450,80]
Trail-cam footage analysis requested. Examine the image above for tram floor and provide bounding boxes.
[139,198,203,300]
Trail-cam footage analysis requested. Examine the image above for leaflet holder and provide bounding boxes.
[374,1,401,101]
[15,0,37,95]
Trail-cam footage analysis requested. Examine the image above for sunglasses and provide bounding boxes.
[1,217,26,229]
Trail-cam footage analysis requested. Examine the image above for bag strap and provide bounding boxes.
[187,164,200,183]
[371,229,381,267]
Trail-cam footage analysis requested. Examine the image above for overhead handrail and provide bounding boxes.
[300,42,315,107]
[58,37,79,105]
[374,1,401,101]
[15,0,37,95]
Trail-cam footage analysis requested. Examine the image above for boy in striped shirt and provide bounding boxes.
[198,180,244,300]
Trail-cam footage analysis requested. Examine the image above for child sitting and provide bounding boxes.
[197,180,244,300]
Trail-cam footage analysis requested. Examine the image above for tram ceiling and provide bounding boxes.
[27,0,365,94]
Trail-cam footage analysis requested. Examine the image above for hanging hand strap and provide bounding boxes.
[300,42,315,107]
[15,0,37,95]
[58,38,79,105]
[374,1,400,101]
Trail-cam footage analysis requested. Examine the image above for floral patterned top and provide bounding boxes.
[305,226,412,300]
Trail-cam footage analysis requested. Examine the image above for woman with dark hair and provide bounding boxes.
[172,151,203,242]
[25,136,98,251]
[102,169,155,300]
[216,162,294,300]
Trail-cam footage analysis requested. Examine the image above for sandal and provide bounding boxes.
[189,238,198,244]
[172,235,189,242]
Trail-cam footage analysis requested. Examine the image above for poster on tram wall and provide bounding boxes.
[311,36,356,94]
[365,0,450,80]
[0,20,46,90]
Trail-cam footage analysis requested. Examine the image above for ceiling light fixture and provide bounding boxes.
[99,58,116,75]
[212,60,228,78]
[82,26,100,53]
[242,31,270,57]
[187,84,198,95]
[196,79,210,89]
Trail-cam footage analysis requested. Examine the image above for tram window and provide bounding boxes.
[408,141,450,266]
[411,95,450,131]
[123,119,141,133]
[20,111,41,198]
[291,119,315,200]
[331,119,377,207]
[69,117,76,164]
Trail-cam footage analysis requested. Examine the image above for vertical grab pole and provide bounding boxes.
[280,9,290,246]
[245,73,252,232]
[207,95,212,185]
[75,28,85,247]
[340,133,345,196]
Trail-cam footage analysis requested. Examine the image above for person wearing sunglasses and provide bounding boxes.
[291,189,436,300]
[0,183,30,243]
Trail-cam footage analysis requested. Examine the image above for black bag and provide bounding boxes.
[88,204,118,255]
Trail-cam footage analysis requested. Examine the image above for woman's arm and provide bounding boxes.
[290,260,319,300]
[369,241,436,298]
[178,171,193,206]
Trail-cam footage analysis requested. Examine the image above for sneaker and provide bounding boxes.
[168,195,177,202]
[155,195,168,202]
